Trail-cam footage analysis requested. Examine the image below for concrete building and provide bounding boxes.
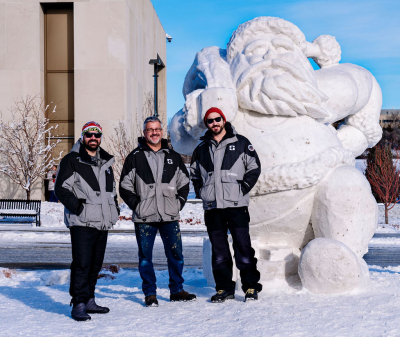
[0,0,166,199]
[380,109,400,127]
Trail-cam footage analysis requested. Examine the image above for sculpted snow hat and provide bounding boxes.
[81,121,103,140]
[204,107,226,125]
[227,16,307,62]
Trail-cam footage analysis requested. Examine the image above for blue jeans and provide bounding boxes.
[135,221,184,296]
[49,191,58,203]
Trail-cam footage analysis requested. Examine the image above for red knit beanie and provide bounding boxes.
[204,107,226,125]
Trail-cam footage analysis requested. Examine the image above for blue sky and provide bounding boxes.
[151,0,400,119]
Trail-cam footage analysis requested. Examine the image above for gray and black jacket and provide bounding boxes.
[119,138,190,223]
[55,140,120,230]
[190,122,261,210]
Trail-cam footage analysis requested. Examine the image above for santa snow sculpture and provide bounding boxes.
[169,17,382,294]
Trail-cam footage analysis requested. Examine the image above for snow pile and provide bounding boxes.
[179,202,204,226]
[0,268,38,287]
[40,270,70,286]
[40,201,65,227]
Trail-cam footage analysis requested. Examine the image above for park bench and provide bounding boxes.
[0,199,41,227]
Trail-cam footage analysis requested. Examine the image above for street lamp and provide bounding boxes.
[149,54,165,117]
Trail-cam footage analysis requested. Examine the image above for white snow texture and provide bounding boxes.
[169,16,383,294]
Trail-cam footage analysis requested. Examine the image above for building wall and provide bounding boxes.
[0,0,166,199]
[379,109,400,127]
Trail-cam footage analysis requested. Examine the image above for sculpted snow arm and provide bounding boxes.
[337,75,382,156]
[308,35,382,156]
[169,47,238,155]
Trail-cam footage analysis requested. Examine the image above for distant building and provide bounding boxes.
[0,0,167,199]
[380,109,400,126]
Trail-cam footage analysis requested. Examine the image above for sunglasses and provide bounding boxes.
[206,117,223,124]
[84,132,102,139]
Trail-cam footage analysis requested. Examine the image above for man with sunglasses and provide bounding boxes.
[55,121,119,321]
[190,107,262,302]
[119,116,196,307]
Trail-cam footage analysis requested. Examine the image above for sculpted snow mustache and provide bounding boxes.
[236,57,330,119]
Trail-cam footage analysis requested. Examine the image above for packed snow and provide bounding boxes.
[1,265,400,336]
[0,200,400,334]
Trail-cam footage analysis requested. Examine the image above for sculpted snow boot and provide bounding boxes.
[71,303,91,321]
[85,298,110,314]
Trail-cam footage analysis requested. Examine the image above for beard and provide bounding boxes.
[209,123,225,136]
[83,139,100,152]
[145,135,162,145]
[234,55,330,120]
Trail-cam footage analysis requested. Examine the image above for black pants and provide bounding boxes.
[69,226,108,304]
[205,207,262,293]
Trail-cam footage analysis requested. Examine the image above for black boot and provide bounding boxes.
[244,289,258,301]
[170,290,196,302]
[85,298,110,314]
[211,290,235,303]
[71,303,91,321]
[145,295,159,307]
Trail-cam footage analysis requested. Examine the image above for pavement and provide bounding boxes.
[0,225,399,269]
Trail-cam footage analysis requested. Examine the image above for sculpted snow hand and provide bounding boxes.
[169,16,382,294]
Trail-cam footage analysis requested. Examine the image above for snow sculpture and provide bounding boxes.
[169,17,382,294]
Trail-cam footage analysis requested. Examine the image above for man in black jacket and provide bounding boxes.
[119,116,196,307]
[191,107,262,302]
[55,121,119,321]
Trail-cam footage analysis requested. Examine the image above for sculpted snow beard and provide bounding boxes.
[235,57,330,119]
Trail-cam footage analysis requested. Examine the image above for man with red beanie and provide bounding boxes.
[56,121,119,321]
[190,107,262,302]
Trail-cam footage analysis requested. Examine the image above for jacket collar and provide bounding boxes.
[200,122,237,145]
[71,140,114,165]
[138,137,170,153]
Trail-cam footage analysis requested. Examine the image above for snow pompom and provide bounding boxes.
[298,238,365,294]
[311,35,341,68]
[40,270,70,286]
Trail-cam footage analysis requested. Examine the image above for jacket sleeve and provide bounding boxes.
[54,155,84,215]
[240,138,261,195]
[110,167,120,215]
[176,156,190,210]
[190,148,203,199]
[119,153,140,211]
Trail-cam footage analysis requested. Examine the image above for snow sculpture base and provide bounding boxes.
[298,238,370,294]
[203,237,301,292]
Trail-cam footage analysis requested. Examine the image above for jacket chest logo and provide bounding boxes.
[229,145,235,151]
[167,159,173,164]
[106,168,111,174]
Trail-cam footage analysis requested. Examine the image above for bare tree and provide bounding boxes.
[0,96,63,200]
[365,143,400,224]
[108,120,135,183]
[108,92,154,183]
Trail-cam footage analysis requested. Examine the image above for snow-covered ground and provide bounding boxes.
[0,201,207,230]
[2,202,400,334]
[0,265,400,336]
[3,201,400,232]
